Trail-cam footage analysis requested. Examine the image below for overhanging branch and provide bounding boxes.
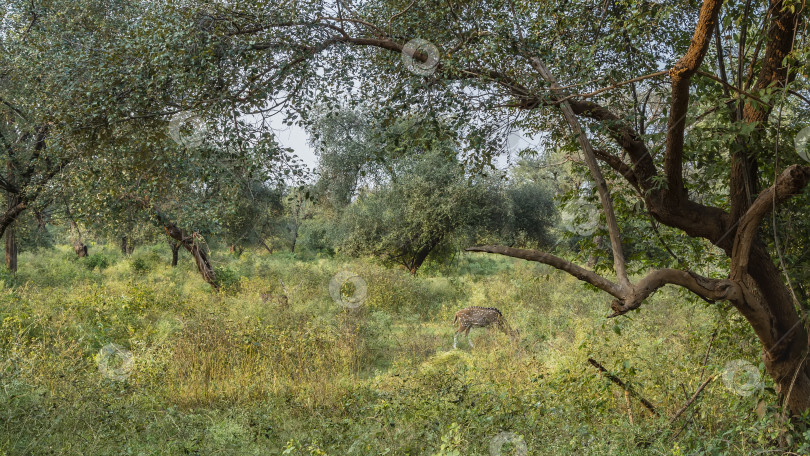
[465,245,624,298]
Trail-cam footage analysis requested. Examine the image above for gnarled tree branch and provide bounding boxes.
[465,245,624,298]
[732,164,810,279]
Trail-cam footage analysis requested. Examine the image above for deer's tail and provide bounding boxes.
[453,314,458,326]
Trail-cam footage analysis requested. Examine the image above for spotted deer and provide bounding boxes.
[453,306,520,349]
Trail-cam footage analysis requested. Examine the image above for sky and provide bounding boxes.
[269,113,535,174]
[270,116,319,170]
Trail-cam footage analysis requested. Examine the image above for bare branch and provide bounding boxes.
[588,358,660,417]
[669,375,716,424]
[465,245,624,298]
[525,56,630,287]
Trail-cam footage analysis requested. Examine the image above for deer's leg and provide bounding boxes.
[453,330,459,349]
[466,327,474,348]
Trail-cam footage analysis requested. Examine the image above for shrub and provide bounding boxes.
[81,253,113,270]
[214,266,241,293]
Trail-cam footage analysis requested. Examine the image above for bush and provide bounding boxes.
[130,249,162,274]
[81,253,113,271]
[214,266,241,293]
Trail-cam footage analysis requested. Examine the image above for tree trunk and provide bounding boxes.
[587,235,603,268]
[153,211,217,288]
[127,196,217,288]
[170,241,180,267]
[72,237,88,257]
[4,168,19,272]
[121,236,128,255]
[743,246,810,413]
[4,216,16,273]
[406,240,439,275]
[64,201,87,258]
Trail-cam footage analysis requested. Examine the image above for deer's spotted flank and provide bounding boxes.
[453,306,519,349]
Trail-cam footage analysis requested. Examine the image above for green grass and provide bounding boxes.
[0,243,804,455]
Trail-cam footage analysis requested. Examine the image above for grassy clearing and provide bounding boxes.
[0,244,799,455]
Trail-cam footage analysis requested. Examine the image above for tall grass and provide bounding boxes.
[0,244,802,455]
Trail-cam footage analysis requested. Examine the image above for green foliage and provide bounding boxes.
[80,253,114,271]
[130,247,164,275]
[213,265,242,293]
[297,214,339,256]
[339,149,505,273]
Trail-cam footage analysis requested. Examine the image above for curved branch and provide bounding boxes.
[466,245,744,319]
[732,164,810,279]
[609,269,743,317]
[465,245,624,298]
[593,149,640,191]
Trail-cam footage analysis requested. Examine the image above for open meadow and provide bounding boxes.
[0,244,793,455]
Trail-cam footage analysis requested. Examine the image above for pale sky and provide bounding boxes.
[270,114,532,174]
[270,116,319,170]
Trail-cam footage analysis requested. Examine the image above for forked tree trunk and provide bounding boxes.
[404,237,441,275]
[121,236,128,255]
[259,238,273,254]
[127,196,218,288]
[153,211,217,288]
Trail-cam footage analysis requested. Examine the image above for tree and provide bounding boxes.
[340,149,504,274]
[220,180,285,255]
[499,158,558,248]
[282,186,314,253]
[192,0,810,415]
